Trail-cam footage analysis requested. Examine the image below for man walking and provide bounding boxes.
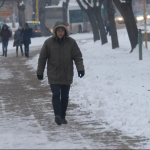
[37,21,85,125]
[0,24,11,57]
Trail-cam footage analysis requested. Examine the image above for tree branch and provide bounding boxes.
[76,0,88,13]
[0,0,5,8]
[93,0,97,8]
[83,0,91,8]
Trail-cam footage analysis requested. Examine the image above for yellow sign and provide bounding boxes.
[32,21,38,24]
[0,12,12,17]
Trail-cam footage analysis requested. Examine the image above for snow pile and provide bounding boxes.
[71,39,150,140]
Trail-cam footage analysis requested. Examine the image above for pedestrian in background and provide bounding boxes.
[21,23,32,57]
[14,26,23,57]
[0,24,11,57]
[37,21,85,126]
[105,20,111,36]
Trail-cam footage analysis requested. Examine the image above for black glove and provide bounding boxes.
[78,71,85,78]
[37,74,43,80]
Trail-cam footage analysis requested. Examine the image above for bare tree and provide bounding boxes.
[76,0,100,42]
[39,0,47,36]
[113,0,138,52]
[62,0,70,25]
[32,0,36,21]
[17,0,25,27]
[0,0,5,8]
[107,0,119,49]
[93,0,107,44]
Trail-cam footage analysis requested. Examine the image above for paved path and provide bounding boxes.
[0,49,148,149]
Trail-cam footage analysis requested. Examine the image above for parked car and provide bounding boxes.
[134,11,150,23]
[27,21,52,37]
[27,21,41,37]
[134,12,144,22]
[115,13,124,24]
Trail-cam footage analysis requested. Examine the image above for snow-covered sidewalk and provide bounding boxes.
[26,29,150,148]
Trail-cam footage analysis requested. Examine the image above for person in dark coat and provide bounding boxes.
[105,20,111,36]
[14,26,23,57]
[0,24,11,57]
[21,23,32,57]
[37,21,85,125]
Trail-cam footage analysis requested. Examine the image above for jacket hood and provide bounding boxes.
[53,21,69,38]
[2,24,8,30]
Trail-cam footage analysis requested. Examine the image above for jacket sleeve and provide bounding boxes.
[9,30,12,38]
[72,40,84,71]
[37,41,49,75]
[14,32,16,39]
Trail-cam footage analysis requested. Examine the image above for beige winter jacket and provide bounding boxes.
[37,21,84,85]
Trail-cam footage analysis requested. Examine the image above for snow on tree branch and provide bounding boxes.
[96,1,99,7]
[79,0,88,9]
[19,0,25,6]
[84,0,94,7]
[120,0,130,3]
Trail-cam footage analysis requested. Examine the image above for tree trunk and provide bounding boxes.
[88,13,101,42]
[113,0,138,52]
[103,0,108,25]
[107,0,119,49]
[39,0,47,36]
[0,0,6,8]
[17,0,25,28]
[32,0,36,21]
[77,0,100,42]
[62,0,70,25]
[95,7,108,44]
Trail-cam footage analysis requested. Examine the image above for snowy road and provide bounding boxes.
[0,48,148,149]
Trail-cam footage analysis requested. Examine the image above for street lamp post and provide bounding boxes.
[12,0,16,28]
[36,0,39,21]
[143,0,148,49]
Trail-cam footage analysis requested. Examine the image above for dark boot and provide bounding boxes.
[16,51,18,57]
[55,115,62,125]
[61,117,68,124]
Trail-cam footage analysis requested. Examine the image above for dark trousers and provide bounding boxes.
[106,26,111,36]
[16,45,23,52]
[2,41,8,55]
[24,43,29,57]
[50,84,70,118]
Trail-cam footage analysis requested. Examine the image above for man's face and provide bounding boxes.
[56,29,65,39]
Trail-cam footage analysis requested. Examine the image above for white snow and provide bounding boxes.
[0,68,13,80]
[19,0,25,6]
